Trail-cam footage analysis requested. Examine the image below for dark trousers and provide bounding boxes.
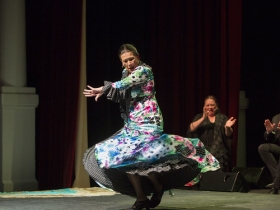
[258,143,280,189]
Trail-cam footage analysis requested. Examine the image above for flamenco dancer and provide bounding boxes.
[83,44,220,210]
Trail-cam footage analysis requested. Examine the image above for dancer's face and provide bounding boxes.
[120,52,140,74]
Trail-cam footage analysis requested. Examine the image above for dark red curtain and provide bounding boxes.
[26,1,83,190]
[27,0,242,189]
[150,0,242,168]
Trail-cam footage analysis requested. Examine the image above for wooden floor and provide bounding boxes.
[0,188,279,210]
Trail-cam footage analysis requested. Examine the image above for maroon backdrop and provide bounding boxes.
[26,0,83,189]
[150,0,242,169]
[26,0,242,189]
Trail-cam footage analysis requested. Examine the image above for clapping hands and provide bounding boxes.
[264,119,275,133]
[225,117,236,128]
[264,119,280,132]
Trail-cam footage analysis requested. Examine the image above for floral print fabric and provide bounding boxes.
[94,64,220,178]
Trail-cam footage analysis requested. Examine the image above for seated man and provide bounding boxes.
[258,113,280,194]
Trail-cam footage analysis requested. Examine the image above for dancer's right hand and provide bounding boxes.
[83,85,103,101]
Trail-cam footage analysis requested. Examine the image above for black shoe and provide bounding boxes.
[150,189,164,208]
[265,182,274,188]
[269,188,278,194]
[126,199,151,210]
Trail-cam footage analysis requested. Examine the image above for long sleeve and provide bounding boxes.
[101,69,131,103]
[101,70,131,122]
[101,64,153,123]
[102,81,125,103]
[112,66,150,90]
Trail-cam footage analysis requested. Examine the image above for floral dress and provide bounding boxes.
[83,62,220,196]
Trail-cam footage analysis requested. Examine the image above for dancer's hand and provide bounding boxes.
[83,85,103,101]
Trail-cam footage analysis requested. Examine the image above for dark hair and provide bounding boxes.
[204,95,219,110]
[118,44,139,58]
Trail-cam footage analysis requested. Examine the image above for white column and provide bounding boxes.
[0,0,26,86]
[236,91,249,167]
[0,0,38,192]
[0,87,38,192]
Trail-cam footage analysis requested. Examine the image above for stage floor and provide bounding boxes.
[0,188,279,210]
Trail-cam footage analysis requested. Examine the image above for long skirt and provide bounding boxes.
[83,129,220,196]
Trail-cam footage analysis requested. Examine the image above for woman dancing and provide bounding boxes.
[83,44,220,210]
